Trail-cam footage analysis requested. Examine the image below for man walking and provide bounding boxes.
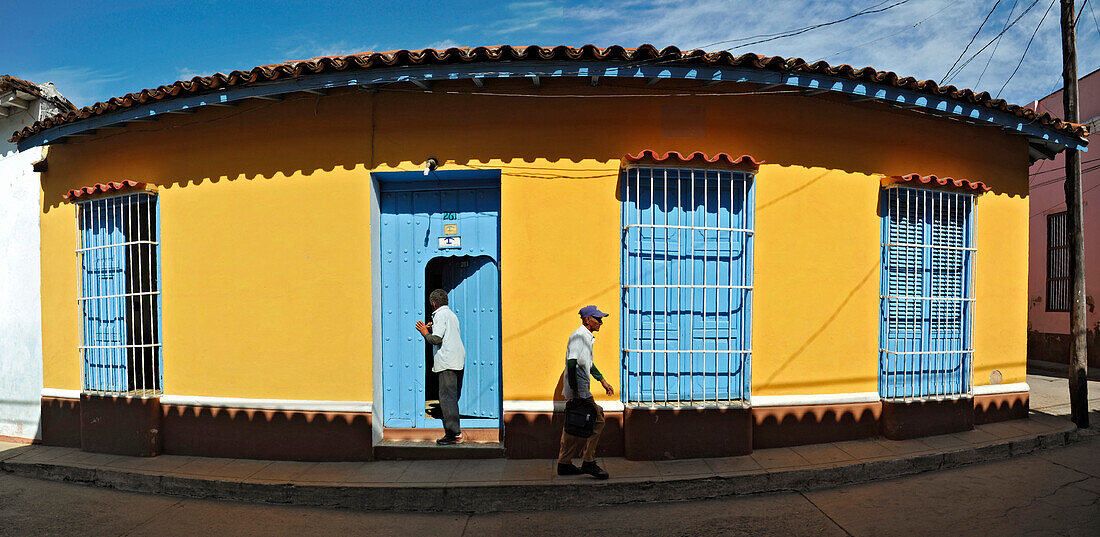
[558,305,615,479]
[415,289,466,445]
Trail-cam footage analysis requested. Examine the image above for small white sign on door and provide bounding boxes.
[438,236,461,249]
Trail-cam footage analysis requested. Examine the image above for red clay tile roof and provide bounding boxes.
[9,44,1089,143]
[892,174,991,192]
[64,180,147,200]
[624,150,762,169]
[1,75,77,113]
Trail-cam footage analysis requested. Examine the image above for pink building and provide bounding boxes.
[1027,68,1100,368]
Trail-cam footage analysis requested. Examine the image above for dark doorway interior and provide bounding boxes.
[424,258,444,418]
[423,256,482,421]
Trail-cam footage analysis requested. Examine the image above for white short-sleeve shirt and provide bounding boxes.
[430,305,466,373]
[561,325,595,400]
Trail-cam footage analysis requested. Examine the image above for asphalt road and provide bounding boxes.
[1,432,1097,537]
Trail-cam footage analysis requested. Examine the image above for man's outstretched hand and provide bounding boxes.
[414,320,432,337]
[600,378,615,396]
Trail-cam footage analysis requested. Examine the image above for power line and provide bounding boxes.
[1089,0,1100,37]
[997,0,1058,98]
[689,0,911,54]
[816,0,955,62]
[723,0,914,51]
[1031,154,1100,177]
[942,0,1042,86]
[630,0,914,73]
[976,0,1021,87]
[941,0,1004,84]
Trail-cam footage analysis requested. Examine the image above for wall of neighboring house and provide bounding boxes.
[36,80,1031,407]
[0,86,65,441]
[1027,70,1100,367]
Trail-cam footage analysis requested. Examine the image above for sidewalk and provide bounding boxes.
[1,408,1088,513]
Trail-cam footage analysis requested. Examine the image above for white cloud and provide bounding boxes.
[17,66,133,108]
[426,39,464,50]
[491,0,1100,105]
[283,39,379,60]
[174,67,205,81]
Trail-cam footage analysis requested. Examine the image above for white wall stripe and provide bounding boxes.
[972,382,1030,396]
[41,388,81,399]
[504,400,625,412]
[751,392,882,407]
[159,395,371,413]
[506,394,892,411]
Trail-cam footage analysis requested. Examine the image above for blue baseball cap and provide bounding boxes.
[579,305,610,318]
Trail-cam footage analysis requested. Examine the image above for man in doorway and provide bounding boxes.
[415,289,466,445]
[558,305,615,479]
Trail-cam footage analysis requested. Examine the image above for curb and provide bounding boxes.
[0,427,1086,513]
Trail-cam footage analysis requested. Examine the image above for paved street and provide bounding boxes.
[2,373,1097,537]
[1,433,1097,536]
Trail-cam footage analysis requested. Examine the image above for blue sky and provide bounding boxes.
[6,0,1100,114]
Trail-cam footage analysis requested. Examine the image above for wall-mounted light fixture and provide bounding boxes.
[424,157,439,176]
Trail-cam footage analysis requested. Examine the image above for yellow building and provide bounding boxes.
[14,45,1086,460]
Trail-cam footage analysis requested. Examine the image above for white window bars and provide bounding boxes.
[880,186,974,400]
[76,192,162,396]
[622,167,754,407]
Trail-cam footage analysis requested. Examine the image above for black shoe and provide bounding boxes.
[557,463,584,476]
[580,461,609,480]
[436,435,458,445]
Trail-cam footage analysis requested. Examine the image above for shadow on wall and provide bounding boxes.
[974,393,1029,424]
[504,410,624,460]
[39,79,1030,211]
[39,397,80,447]
[752,404,880,449]
[1027,324,1100,368]
[758,261,880,391]
[161,405,373,462]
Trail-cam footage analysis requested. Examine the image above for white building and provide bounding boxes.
[0,75,75,441]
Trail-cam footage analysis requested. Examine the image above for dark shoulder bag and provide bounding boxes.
[563,398,597,438]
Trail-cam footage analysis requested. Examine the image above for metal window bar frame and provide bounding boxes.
[879,186,975,401]
[75,191,163,397]
[1045,211,1070,312]
[621,166,754,407]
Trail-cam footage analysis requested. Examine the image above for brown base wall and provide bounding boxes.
[502,410,624,459]
[38,393,1032,461]
[974,392,1029,425]
[40,397,82,448]
[80,394,162,456]
[0,434,37,444]
[162,405,373,461]
[624,406,752,460]
[881,398,974,440]
[752,402,881,449]
[1028,329,1100,368]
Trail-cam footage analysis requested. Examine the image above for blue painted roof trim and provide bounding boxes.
[373,169,501,192]
[18,61,1087,153]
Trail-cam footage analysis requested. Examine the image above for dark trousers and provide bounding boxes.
[439,369,464,437]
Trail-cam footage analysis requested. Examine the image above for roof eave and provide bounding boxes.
[15,61,1088,156]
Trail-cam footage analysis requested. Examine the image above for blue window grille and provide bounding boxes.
[879,187,974,400]
[77,192,162,395]
[622,167,754,406]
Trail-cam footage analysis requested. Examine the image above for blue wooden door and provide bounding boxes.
[379,184,501,428]
[80,198,129,392]
[440,256,500,418]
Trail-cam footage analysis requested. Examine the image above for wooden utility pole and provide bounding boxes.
[1059,0,1089,428]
